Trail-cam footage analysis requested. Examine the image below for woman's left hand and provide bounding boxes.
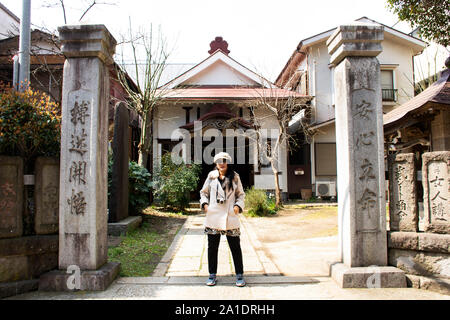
[233,205,240,215]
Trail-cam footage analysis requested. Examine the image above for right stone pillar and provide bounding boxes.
[326,23,406,288]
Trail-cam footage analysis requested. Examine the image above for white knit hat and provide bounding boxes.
[213,152,232,164]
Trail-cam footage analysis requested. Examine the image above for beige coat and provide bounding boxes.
[199,169,245,230]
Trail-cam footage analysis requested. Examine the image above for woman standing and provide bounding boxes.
[200,152,246,287]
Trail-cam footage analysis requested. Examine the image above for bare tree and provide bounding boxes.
[247,79,312,208]
[42,0,116,24]
[115,19,172,169]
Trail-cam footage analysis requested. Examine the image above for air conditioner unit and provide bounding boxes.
[315,181,336,198]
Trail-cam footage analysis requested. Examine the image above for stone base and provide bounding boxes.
[406,274,450,295]
[108,216,142,236]
[330,263,407,288]
[39,262,120,291]
[0,279,39,299]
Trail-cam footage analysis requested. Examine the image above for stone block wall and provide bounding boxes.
[387,151,450,295]
[0,156,59,298]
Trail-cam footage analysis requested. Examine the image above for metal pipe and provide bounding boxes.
[18,0,31,92]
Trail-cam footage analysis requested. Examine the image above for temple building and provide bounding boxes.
[155,37,312,199]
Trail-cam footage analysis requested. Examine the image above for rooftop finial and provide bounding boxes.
[208,36,230,55]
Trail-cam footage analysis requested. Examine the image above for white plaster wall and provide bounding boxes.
[252,107,288,191]
[0,10,19,40]
[414,42,448,82]
[182,60,259,87]
[155,105,186,139]
[307,43,335,124]
[313,122,336,143]
[378,36,416,106]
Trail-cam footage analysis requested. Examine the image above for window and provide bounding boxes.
[381,70,397,102]
[314,143,336,176]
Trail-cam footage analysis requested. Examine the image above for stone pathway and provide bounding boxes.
[152,213,281,277]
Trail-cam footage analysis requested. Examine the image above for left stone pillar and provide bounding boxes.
[39,25,120,291]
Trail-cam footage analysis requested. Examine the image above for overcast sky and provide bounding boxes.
[2,0,414,81]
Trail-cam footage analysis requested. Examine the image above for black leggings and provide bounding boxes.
[207,234,244,275]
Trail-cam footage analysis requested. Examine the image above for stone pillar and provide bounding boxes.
[388,153,418,232]
[35,157,60,235]
[0,156,23,239]
[422,151,450,234]
[327,23,406,288]
[108,102,130,223]
[39,25,120,291]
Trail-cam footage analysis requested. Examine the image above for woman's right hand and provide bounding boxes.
[203,204,208,213]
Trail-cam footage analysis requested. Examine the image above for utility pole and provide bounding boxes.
[17,0,31,92]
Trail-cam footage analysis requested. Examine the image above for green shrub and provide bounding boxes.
[128,161,152,214]
[152,152,201,210]
[0,86,61,169]
[245,187,278,217]
[108,155,152,215]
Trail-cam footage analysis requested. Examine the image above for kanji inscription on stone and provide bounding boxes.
[69,161,87,185]
[67,189,87,216]
[422,151,450,234]
[388,153,418,232]
[70,100,90,126]
[354,99,374,120]
[69,128,88,156]
[356,131,374,150]
[427,162,448,222]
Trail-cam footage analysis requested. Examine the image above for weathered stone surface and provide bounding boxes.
[0,250,57,283]
[108,101,130,223]
[0,235,58,257]
[39,262,120,291]
[108,215,142,236]
[405,274,420,288]
[389,248,450,278]
[0,156,23,239]
[406,274,450,295]
[0,279,39,299]
[327,22,384,66]
[58,25,116,64]
[34,157,59,235]
[422,151,450,234]
[388,232,419,251]
[388,231,450,254]
[58,24,117,271]
[419,275,450,295]
[0,256,28,282]
[330,263,406,288]
[388,153,418,232]
[331,28,387,268]
[419,233,450,253]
